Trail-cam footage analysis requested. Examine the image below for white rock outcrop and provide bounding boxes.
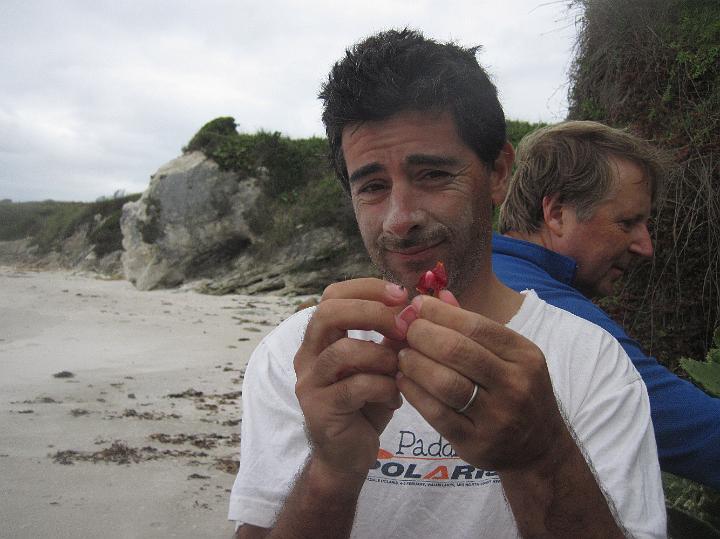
[121,151,261,290]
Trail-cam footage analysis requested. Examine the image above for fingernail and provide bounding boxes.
[437,289,460,307]
[394,305,416,336]
[411,295,424,310]
[397,305,417,326]
[385,282,405,299]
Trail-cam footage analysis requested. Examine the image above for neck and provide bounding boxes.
[505,229,553,250]
[458,265,524,325]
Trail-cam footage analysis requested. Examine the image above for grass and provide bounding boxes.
[0,194,141,256]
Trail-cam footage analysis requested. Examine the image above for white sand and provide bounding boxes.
[0,267,304,538]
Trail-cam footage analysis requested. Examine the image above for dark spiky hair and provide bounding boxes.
[319,28,507,191]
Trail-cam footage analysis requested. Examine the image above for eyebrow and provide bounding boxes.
[348,154,464,184]
[625,213,649,223]
[406,154,463,168]
[349,163,384,184]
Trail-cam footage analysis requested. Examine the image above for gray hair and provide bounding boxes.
[498,121,667,234]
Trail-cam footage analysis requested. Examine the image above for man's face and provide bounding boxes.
[341,110,499,298]
[557,157,654,298]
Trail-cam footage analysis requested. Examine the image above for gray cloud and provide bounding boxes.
[0,0,578,201]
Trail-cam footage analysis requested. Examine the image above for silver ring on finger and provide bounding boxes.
[456,382,479,414]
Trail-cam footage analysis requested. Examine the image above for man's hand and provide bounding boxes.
[293,278,410,476]
[267,279,414,539]
[396,292,625,537]
[395,291,569,470]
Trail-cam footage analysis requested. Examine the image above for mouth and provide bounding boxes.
[387,243,439,256]
[385,241,444,262]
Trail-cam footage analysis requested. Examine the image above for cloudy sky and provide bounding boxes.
[1,0,580,202]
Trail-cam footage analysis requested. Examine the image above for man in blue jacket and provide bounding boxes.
[494,120,720,489]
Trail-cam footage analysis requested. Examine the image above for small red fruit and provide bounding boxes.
[415,261,448,297]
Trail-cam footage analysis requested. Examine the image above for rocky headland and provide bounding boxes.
[0,119,374,296]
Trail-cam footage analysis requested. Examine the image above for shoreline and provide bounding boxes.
[0,266,301,538]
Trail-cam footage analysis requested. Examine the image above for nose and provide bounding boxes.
[383,183,426,237]
[630,222,654,258]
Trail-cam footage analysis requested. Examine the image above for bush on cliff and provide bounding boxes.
[0,193,141,256]
[183,117,329,198]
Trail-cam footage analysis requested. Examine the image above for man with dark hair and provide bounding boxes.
[495,120,720,489]
[229,30,665,538]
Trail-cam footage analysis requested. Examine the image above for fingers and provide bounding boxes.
[397,347,484,412]
[322,278,408,306]
[404,318,508,387]
[299,298,407,363]
[395,371,475,445]
[295,331,401,415]
[298,278,410,363]
[410,294,530,362]
[437,289,460,307]
[327,373,401,411]
[303,373,401,417]
[312,338,400,386]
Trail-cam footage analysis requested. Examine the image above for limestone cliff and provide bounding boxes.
[121,151,261,290]
[120,150,373,294]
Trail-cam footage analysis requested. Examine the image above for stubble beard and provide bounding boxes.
[366,215,489,301]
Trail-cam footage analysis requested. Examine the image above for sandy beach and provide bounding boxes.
[0,266,304,538]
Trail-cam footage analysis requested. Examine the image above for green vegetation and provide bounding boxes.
[183,117,345,255]
[569,0,720,367]
[680,328,720,397]
[664,472,720,537]
[183,117,329,198]
[245,175,357,250]
[506,120,547,148]
[0,193,140,256]
[0,199,84,242]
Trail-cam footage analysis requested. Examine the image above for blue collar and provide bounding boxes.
[492,232,577,285]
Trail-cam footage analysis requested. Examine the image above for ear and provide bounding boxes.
[490,142,514,206]
[542,193,566,237]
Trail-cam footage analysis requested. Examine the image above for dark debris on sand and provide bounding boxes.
[50,440,209,466]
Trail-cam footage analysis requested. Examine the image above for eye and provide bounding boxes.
[352,180,389,200]
[358,181,386,194]
[618,220,633,232]
[420,169,455,182]
[618,217,647,232]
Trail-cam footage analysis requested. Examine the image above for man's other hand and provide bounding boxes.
[293,278,409,476]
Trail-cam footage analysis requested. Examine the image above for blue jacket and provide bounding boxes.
[493,233,720,489]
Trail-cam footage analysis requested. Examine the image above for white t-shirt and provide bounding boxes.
[229,290,666,538]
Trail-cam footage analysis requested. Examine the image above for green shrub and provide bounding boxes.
[182,118,331,199]
[183,117,239,154]
[506,120,547,148]
[0,194,140,255]
[680,328,720,397]
[663,472,720,536]
[253,132,329,197]
[32,203,89,253]
[0,200,77,241]
[244,172,357,256]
